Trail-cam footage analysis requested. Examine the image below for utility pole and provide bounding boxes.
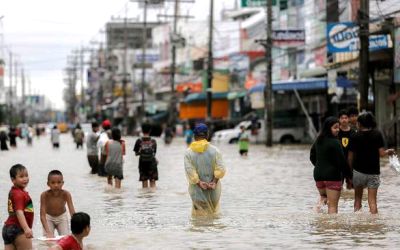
[8,51,12,125]
[264,0,273,147]
[206,0,214,122]
[80,46,85,121]
[140,0,148,123]
[14,60,17,101]
[157,0,194,127]
[21,68,25,123]
[358,0,369,111]
[122,4,129,130]
[168,0,179,127]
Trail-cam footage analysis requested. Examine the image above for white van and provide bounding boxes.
[212,119,305,144]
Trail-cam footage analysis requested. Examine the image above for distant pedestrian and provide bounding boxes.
[184,124,193,146]
[134,123,158,188]
[337,109,356,189]
[74,124,85,149]
[0,129,9,150]
[184,123,226,216]
[102,128,126,189]
[40,170,75,238]
[238,125,249,156]
[35,125,41,138]
[348,106,359,131]
[2,164,34,250]
[48,212,91,250]
[51,125,61,148]
[97,120,112,177]
[86,122,100,174]
[310,117,352,214]
[348,112,395,214]
[26,126,34,146]
[8,127,17,148]
[163,124,174,144]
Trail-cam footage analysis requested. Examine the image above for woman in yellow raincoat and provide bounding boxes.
[184,123,226,215]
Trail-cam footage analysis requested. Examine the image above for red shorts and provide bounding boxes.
[316,181,342,191]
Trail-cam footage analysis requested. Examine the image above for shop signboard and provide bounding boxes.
[327,22,389,53]
[272,29,305,46]
[241,0,277,7]
[139,0,164,8]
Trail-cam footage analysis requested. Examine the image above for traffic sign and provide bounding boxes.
[241,0,276,7]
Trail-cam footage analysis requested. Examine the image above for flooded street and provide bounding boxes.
[1,134,400,249]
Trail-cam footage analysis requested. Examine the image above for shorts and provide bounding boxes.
[104,163,124,180]
[139,158,158,181]
[315,181,342,191]
[239,149,248,155]
[53,143,59,148]
[352,170,380,189]
[44,211,69,236]
[2,224,23,245]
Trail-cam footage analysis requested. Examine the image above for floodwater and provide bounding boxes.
[1,134,400,249]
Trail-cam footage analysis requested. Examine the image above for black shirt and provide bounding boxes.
[338,128,356,161]
[310,137,351,181]
[348,129,385,175]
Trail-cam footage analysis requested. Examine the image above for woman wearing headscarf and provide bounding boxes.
[310,116,351,214]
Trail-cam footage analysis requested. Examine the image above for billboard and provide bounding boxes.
[327,22,389,53]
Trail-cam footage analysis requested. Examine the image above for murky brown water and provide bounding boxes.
[1,134,399,249]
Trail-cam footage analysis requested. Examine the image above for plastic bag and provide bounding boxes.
[389,155,400,174]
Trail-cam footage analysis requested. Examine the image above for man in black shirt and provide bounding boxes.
[337,109,356,189]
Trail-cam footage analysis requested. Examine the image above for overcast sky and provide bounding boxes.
[1,0,238,110]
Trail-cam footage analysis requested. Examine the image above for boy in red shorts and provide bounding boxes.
[2,164,34,250]
[49,212,90,250]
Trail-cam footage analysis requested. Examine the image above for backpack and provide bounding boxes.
[139,139,155,162]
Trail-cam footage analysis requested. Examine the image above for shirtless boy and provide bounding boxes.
[40,170,75,238]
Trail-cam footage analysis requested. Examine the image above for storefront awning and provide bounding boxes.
[248,78,328,94]
[227,91,247,100]
[183,92,228,103]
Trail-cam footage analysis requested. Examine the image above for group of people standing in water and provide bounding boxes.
[310,107,395,214]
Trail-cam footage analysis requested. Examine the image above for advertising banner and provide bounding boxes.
[327,22,389,53]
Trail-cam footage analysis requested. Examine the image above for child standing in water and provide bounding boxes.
[184,124,194,146]
[40,170,75,238]
[2,164,34,250]
[51,125,60,148]
[102,128,126,189]
[337,109,356,189]
[49,212,91,250]
[134,123,158,188]
[238,125,249,156]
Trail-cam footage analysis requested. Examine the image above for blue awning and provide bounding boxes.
[184,92,228,103]
[249,78,328,94]
[336,76,355,88]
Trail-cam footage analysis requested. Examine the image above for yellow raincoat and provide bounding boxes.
[184,139,226,215]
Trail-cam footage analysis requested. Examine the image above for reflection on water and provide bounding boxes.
[0,136,400,249]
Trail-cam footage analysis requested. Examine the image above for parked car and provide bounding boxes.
[212,118,305,144]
